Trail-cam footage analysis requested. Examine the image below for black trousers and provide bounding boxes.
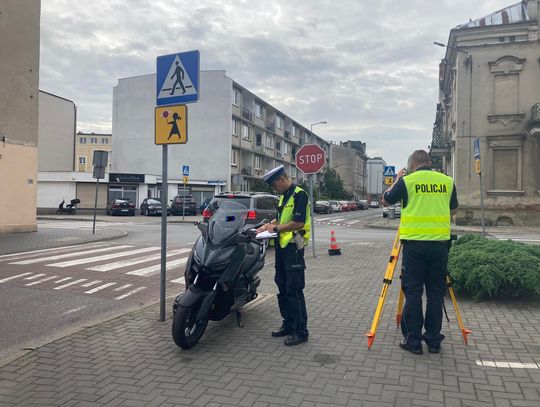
[274,243,308,338]
[401,240,448,348]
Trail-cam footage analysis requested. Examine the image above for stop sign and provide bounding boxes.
[296,144,326,174]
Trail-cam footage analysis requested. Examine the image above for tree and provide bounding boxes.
[321,168,348,199]
[250,178,273,193]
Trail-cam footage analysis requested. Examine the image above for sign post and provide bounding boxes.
[156,50,199,322]
[296,144,326,257]
[92,150,108,235]
[383,166,397,218]
[474,139,486,238]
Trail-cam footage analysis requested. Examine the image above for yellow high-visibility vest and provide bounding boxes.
[400,170,453,241]
[278,186,311,248]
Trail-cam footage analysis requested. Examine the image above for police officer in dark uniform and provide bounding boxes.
[257,165,311,346]
[383,150,458,354]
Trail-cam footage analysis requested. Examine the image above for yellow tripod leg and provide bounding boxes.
[396,286,405,327]
[366,230,401,349]
[446,275,472,345]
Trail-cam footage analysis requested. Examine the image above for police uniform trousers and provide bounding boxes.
[400,240,447,349]
[274,243,308,338]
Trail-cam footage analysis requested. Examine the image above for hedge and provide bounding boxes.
[448,234,540,301]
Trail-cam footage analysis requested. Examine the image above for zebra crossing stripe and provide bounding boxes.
[54,277,72,284]
[24,273,47,280]
[45,247,160,268]
[10,245,133,265]
[25,275,59,286]
[85,282,116,294]
[54,279,87,290]
[113,284,133,291]
[0,272,32,284]
[170,276,185,284]
[126,257,188,277]
[114,287,146,300]
[81,280,102,288]
[87,248,191,272]
[0,243,106,261]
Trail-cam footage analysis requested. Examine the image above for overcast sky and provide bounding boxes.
[40,0,514,167]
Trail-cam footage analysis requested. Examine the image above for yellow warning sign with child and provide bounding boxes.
[155,104,188,145]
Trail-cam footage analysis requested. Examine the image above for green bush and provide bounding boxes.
[448,234,540,301]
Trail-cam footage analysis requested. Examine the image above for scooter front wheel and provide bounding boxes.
[172,300,208,349]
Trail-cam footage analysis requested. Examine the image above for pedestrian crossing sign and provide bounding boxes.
[155,105,188,145]
[156,50,200,106]
[383,166,396,177]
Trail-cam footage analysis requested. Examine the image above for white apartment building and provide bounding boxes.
[366,157,387,202]
[112,70,330,208]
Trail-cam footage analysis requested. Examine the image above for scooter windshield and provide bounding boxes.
[208,201,248,244]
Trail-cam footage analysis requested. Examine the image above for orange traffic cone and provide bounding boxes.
[328,230,341,255]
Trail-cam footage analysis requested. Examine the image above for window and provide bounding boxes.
[284,142,291,155]
[90,137,98,143]
[231,149,239,165]
[256,197,277,210]
[101,138,109,144]
[292,125,298,137]
[291,166,297,178]
[255,103,264,119]
[276,115,283,129]
[265,134,274,149]
[488,135,524,194]
[79,137,87,144]
[79,157,86,164]
[232,118,239,137]
[242,124,251,140]
[275,141,281,152]
[232,88,241,106]
[254,155,263,170]
[255,133,262,146]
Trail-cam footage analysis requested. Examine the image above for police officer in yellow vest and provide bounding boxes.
[257,165,311,346]
[383,150,458,355]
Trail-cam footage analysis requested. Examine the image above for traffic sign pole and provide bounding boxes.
[160,145,168,322]
[309,174,316,258]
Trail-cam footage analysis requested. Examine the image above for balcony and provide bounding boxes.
[284,131,291,139]
[254,143,264,152]
[266,122,275,132]
[242,108,253,121]
[241,167,252,176]
[275,150,283,159]
[528,103,540,139]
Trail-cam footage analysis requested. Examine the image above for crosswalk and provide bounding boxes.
[489,232,540,244]
[315,217,361,227]
[0,242,192,301]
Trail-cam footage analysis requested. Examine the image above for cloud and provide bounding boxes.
[40,0,514,166]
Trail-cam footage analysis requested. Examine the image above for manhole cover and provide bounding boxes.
[313,352,339,366]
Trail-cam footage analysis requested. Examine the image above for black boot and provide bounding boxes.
[271,326,291,337]
[284,334,308,346]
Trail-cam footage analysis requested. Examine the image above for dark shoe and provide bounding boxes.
[427,345,440,354]
[284,334,308,346]
[399,339,423,355]
[271,326,291,337]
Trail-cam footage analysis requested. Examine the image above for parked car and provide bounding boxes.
[314,200,332,214]
[140,198,169,216]
[171,195,197,216]
[339,200,350,211]
[369,200,380,208]
[329,200,342,212]
[357,200,369,210]
[107,197,136,216]
[348,201,358,211]
[202,192,278,224]
[383,203,401,218]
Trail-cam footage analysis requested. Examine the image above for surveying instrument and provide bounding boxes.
[366,229,471,349]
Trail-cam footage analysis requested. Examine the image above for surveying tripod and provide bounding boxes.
[366,230,471,349]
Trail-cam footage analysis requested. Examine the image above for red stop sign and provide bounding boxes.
[296,144,326,174]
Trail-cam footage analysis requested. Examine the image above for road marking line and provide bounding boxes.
[317,217,334,221]
[0,243,106,261]
[54,277,72,284]
[46,246,160,268]
[329,218,345,223]
[25,275,59,286]
[24,273,47,280]
[476,360,539,369]
[81,280,102,288]
[87,248,191,271]
[54,278,87,290]
[0,272,32,284]
[126,257,188,277]
[170,277,185,284]
[114,286,146,300]
[85,282,116,294]
[113,283,133,291]
[62,305,88,315]
[346,220,360,224]
[10,245,133,265]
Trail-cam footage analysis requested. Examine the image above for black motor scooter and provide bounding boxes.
[56,198,80,215]
[172,201,268,349]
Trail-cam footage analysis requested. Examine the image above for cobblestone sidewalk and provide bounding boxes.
[1,241,539,406]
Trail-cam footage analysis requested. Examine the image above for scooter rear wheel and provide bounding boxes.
[172,300,208,349]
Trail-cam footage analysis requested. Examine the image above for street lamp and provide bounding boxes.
[308,121,327,258]
[433,41,471,67]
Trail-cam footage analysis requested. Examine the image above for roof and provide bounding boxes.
[457,2,529,29]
